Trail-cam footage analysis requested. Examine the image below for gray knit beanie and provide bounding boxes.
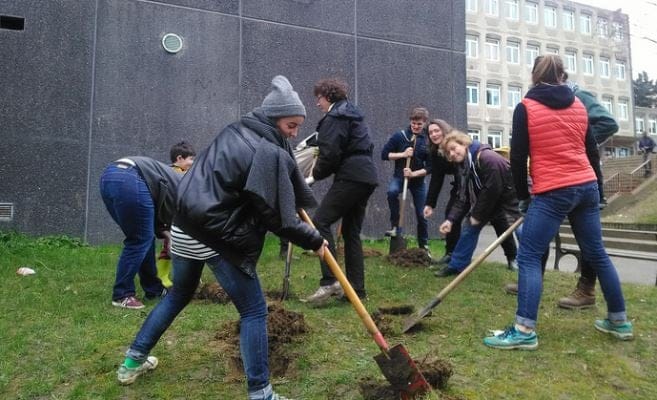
[261,75,306,118]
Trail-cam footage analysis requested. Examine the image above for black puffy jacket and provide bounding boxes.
[174,110,324,277]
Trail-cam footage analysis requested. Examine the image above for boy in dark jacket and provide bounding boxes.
[304,78,378,304]
[381,107,432,250]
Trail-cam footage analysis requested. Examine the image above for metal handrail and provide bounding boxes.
[603,172,621,196]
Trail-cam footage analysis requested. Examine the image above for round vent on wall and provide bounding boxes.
[162,33,183,54]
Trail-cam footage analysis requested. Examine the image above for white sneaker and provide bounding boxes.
[302,281,344,304]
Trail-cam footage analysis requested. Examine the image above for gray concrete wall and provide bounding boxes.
[0,0,466,244]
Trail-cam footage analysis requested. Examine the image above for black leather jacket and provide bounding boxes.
[175,110,323,277]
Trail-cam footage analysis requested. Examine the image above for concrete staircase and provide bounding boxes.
[602,154,654,199]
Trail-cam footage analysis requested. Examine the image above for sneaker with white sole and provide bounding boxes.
[302,281,344,304]
[483,325,538,350]
[117,356,158,385]
[112,296,144,310]
[594,319,634,341]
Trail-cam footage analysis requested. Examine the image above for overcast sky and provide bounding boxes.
[574,0,657,79]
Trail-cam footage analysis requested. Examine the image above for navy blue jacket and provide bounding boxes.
[380,127,431,181]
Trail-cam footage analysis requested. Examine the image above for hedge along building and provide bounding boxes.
[0,0,466,244]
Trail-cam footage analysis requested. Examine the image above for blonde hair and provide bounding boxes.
[441,130,472,153]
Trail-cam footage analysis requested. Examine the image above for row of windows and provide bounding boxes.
[466,0,625,40]
[466,35,627,79]
[636,119,657,134]
[467,128,505,148]
[466,81,631,121]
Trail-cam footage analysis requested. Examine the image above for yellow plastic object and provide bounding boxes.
[156,258,173,288]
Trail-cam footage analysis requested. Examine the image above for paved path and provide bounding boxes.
[472,225,657,286]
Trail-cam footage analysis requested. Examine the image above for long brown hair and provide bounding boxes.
[427,119,454,154]
[531,54,565,86]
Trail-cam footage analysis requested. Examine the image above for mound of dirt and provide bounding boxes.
[214,302,308,379]
[387,248,432,268]
[195,282,231,304]
[358,356,456,399]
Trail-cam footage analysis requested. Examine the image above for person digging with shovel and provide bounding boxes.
[116,75,328,400]
[381,107,432,253]
[303,78,378,305]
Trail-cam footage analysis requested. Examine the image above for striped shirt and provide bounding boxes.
[170,225,218,260]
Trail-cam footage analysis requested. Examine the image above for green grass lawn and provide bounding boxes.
[2,231,656,399]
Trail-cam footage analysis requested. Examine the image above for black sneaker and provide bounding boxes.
[430,253,451,266]
[434,266,459,277]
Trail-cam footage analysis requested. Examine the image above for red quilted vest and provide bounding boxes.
[522,97,596,194]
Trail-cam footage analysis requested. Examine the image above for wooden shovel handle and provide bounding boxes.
[398,138,415,228]
[299,209,390,353]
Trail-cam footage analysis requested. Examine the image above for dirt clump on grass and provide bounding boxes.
[214,302,307,380]
[387,248,431,268]
[194,282,231,304]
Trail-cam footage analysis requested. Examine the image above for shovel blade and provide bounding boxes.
[389,235,407,255]
[374,344,432,398]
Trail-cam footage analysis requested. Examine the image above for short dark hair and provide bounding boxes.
[313,78,349,103]
[169,141,196,163]
[409,107,429,122]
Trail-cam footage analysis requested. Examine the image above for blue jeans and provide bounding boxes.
[127,254,271,393]
[386,177,428,246]
[100,164,164,300]
[516,181,626,329]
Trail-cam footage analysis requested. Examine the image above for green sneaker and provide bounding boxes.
[594,319,634,341]
[483,325,538,350]
[117,356,158,385]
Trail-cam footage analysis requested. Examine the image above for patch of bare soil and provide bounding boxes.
[387,248,432,268]
[194,282,231,304]
[214,302,308,380]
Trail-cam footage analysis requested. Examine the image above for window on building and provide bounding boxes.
[649,120,657,134]
[466,0,478,12]
[565,51,577,73]
[599,57,610,78]
[563,9,575,31]
[485,0,499,16]
[597,17,608,38]
[486,84,501,107]
[636,118,645,134]
[505,0,519,20]
[487,130,502,148]
[580,14,592,35]
[468,129,481,141]
[525,44,539,67]
[508,85,522,108]
[618,100,628,121]
[613,22,624,40]
[544,6,557,28]
[615,61,626,80]
[506,40,520,64]
[466,35,479,58]
[582,54,594,75]
[546,46,559,55]
[524,2,538,24]
[467,82,480,105]
[601,97,613,114]
[486,38,500,61]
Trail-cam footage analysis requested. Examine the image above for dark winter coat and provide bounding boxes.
[129,156,181,237]
[424,150,457,209]
[447,142,519,224]
[312,100,378,185]
[174,109,324,278]
[380,127,431,180]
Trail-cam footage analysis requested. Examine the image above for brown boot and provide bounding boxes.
[557,277,595,309]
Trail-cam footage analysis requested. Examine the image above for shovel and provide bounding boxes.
[299,209,432,399]
[280,242,293,301]
[403,217,524,333]
[389,147,414,255]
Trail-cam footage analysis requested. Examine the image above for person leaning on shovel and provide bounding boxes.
[115,75,327,400]
[381,107,432,251]
[303,78,378,305]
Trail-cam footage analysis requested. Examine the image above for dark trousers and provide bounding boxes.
[313,180,376,297]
